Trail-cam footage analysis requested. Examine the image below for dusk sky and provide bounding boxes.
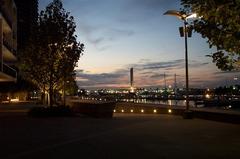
[39,0,239,89]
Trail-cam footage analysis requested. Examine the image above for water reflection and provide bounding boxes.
[121,99,195,107]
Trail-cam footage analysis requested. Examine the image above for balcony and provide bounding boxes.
[0,5,13,30]
[2,34,17,62]
[0,61,17,82]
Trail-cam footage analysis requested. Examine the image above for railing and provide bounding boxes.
[3,35,12,50]
[2,34,17,56]
[0,61,17,79]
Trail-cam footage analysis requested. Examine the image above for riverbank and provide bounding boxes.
[1,101,240,123]
[114,102,240,124]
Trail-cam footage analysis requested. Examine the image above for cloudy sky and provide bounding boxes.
[39,0,239,89]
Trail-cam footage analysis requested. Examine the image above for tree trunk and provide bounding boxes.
[63,76,66,106]
[49,73,53,107]
[42,84,46,105]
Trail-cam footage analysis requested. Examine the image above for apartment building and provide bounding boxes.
[0,0,17,82]
[14,0,38,53]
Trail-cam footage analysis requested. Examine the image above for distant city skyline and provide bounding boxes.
[39,0,239,89]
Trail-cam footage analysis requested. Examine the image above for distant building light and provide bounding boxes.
[10,98,19,102]
[113,109,116,113]
[130,87,135,93]
[168,109,172,113]
[153,109,157,113]
[130,109,134,113]
[205,94,210,99]
[141,109,144,113]
[121,109,124,113]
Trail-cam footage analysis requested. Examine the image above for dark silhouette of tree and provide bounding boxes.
[181,0,240,71]
[20,0,84,106]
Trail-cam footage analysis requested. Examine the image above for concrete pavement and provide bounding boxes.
[0,113,240,159]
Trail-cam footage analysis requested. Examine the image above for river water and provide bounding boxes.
[119,99,197,107]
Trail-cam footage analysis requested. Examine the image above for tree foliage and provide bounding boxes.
[181,0,240,70]
[20,0,84,106]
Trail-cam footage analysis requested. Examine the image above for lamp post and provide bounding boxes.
[164,10,196,118]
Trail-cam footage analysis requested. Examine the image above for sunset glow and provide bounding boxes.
[38,0,240,89]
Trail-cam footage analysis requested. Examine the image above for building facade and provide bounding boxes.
[0,0,17,82]
[14,0,38,53]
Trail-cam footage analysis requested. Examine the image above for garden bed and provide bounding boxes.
[70,100,116,118]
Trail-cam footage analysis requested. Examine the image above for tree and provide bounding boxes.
[181,0,240,70]
[20,0,84,106]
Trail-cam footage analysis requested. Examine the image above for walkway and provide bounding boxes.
[0,113,240,159]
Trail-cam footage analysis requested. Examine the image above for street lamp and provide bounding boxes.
[164,10,196,118]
